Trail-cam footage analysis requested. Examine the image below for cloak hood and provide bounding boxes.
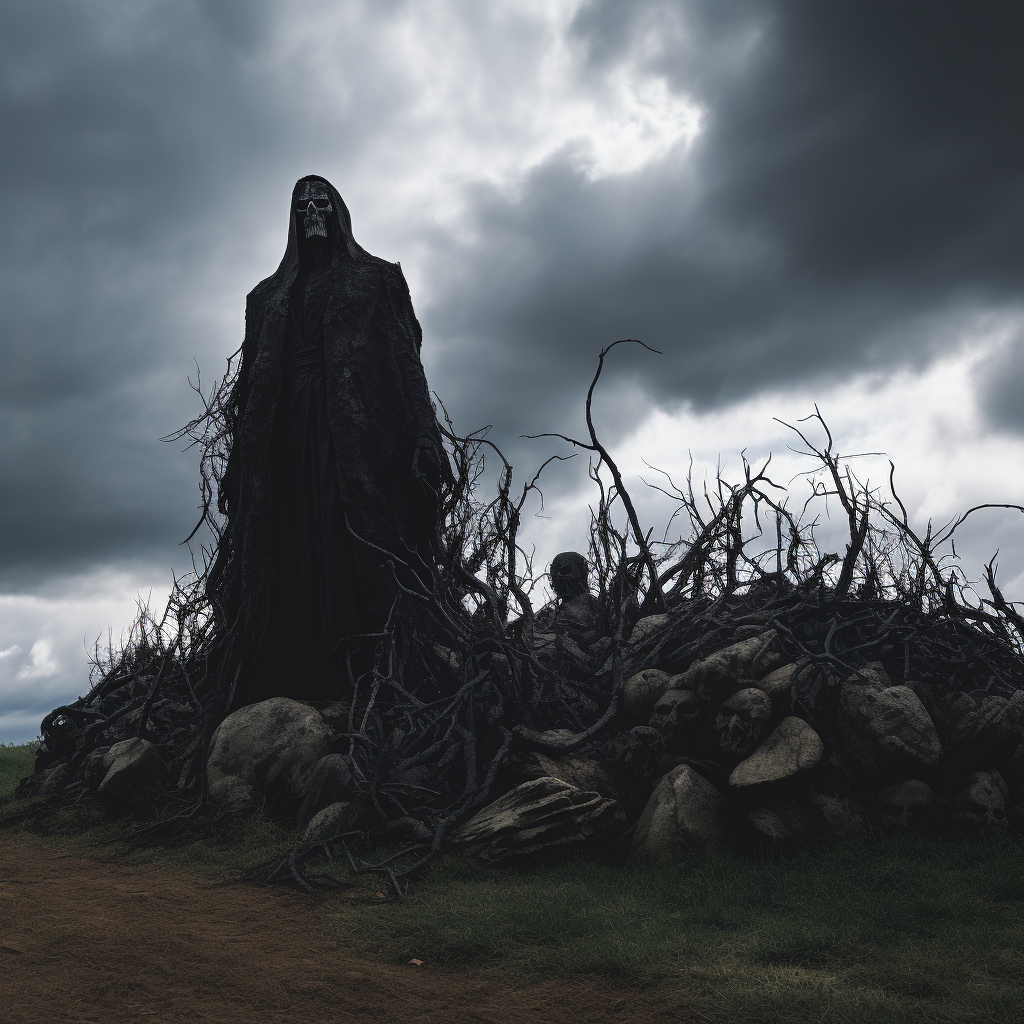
[265,174,374,290]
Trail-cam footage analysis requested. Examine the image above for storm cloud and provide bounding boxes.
[427,0,1024,436]
[2,0,1023,739]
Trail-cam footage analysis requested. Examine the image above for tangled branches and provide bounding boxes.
[19,342,1024,892]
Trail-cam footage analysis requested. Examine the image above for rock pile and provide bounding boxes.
[110,609,1019,871]
[19,583,1024,874]
[457,615,1024,865]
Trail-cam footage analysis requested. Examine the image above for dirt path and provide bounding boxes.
[0,835,683,1024]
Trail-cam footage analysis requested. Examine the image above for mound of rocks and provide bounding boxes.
[18,558,1024,875]
[199,612,1024,867]
[602,619,1024,861]
[472,605,1024,866]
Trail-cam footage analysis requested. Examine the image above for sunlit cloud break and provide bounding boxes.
[568,72,701,180]
[16,639,60,681]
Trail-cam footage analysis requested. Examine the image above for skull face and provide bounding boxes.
[296,180,333,240]
[715,687,772,758]
[649,688,700,752]
[879,779,932,832]
[550,551,589,599]
[616,725,663,779]
[955,770,1009,836]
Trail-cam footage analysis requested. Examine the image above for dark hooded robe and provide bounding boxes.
[207,175,447,707]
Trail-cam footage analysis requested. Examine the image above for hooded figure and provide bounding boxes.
[207,175,447,706]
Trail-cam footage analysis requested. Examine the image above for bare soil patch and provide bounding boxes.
[0,835,681,1024]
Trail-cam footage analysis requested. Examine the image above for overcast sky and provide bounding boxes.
[3,0,1024,742]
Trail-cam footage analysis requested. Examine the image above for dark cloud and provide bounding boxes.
[423,0,1024,457]
[2,2,254,586]
[975,322,1024,435]
[2,0,1023,600]
[0,0,388,589]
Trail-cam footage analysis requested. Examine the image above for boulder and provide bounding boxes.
[729,716,824,789]
[928,691,978,748]
[34,763,72,799]
[452,777,625,866]
[627,613,673,647]
[596,613,675,677]
[763,797,821,845]
[838,683,941,778]
[681,630,781,706]
[508,750,624,804]
[715,688,772,758]
[757,662,799,699]
[95,737,165,812]
[630,765,729,864]
[302,801,351,845]
[81,745,113,792]
[206,697,336,816]
[846,662,894,690]
[958,696,1024,763]
[623,668,674,726]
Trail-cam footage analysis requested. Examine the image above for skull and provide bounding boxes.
[955,770,1009,836]
[879,779,932,832]
[295,179,333,240]
[715,687,772,758]
[649,688,700,752]
[616,725,663,779]
[550,551,590,599]
[623,669,673,726]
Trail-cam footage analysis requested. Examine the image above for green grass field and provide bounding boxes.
[0,740,37,794]
[3,740,1022,1022]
